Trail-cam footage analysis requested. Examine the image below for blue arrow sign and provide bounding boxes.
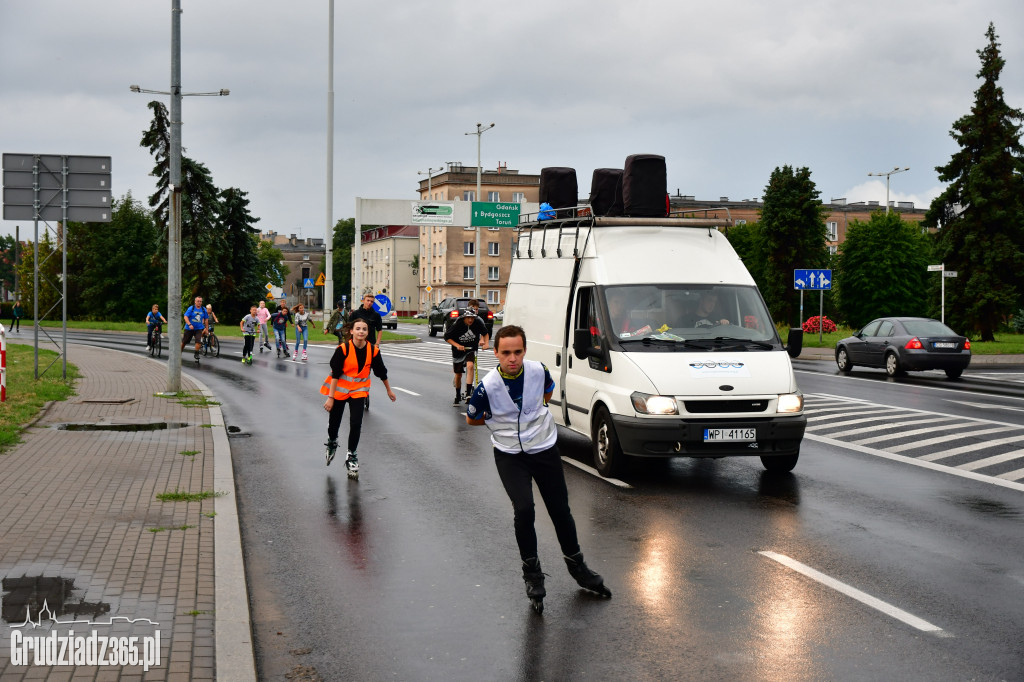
[794,269,832,290]
[374,294,392,315]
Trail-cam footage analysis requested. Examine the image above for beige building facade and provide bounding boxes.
[350,225,419,315]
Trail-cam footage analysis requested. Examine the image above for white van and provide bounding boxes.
[504,212,806,477]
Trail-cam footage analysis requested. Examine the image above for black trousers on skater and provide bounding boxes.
[493,445,581,561]
[242,334,255,357]
[327,396,365,452]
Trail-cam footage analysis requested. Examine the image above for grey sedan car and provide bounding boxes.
[835,317,971,379]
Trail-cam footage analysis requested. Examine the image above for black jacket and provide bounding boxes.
[349,306,383,344]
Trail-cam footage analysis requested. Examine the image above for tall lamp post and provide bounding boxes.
[867,166,909,214]
[324,0,335,318]
[130,0,229,393]
[417,165,442,309]
[465,123,494,299]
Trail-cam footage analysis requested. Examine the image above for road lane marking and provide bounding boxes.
[560,456,633,489]
[393,387,420,396]
[958,449,1024,472]
[808,415,958,438]
[758,551,947,635]
[920,435,1024,462]
[804,432,1024,493]
[956,401,1024,413]
[882,425,1018,452]
[997,467,1024,481]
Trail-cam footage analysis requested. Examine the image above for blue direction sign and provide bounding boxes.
[794,269,832,290]
[374,294,392,315]
[302,278,315,289]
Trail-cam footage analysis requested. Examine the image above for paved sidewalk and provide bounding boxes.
[0,341,255,681]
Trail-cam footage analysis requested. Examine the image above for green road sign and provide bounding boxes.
[471,202,520,227]
[412,202,455,224]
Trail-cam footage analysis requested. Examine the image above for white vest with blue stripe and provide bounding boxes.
[482,360,558,454]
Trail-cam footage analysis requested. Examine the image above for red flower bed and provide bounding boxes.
[802,315,837,334]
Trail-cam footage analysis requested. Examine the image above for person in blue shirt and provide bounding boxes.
[144,304,168,351]
[466,324,611,613]
[181,296,209,360]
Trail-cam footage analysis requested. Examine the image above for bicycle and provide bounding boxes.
[202,326,220,358]
[149,325,163,358]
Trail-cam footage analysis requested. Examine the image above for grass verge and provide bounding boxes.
[0,343,79,452]
[156,490,226,502]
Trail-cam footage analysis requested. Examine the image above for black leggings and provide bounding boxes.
[493,445,581,561]
[327,396,365,452]
[11,316,20,332]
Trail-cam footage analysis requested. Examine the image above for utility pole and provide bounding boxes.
[465,123,494,299]
[418,165,442,309]
[324,0,335,317]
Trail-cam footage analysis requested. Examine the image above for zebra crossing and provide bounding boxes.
[805,393,1024,483]
[380,340,500,372]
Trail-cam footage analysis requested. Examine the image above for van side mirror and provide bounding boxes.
[573,329,602,360]
[786,328,803,359]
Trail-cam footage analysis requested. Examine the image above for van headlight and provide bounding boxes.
[777,392,804,413]
[631,392,679,415]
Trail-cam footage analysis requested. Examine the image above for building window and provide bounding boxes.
[487,290,500,305]
[464,241,475,256]
[512,192,524,203]
[487,191,500,202]
[463,289,475,298]
[488,266,499,281]
[488,242,499,256]
[303,254,310,261]
[463,190,475,202]
[463,266,475,280]
[828,245,838,255]
[827,221,838,241]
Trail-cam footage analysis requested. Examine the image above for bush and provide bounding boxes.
[802,315,837,334]
[1011,310,1024,334]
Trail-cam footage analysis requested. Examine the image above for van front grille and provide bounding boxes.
[684,399,769,413]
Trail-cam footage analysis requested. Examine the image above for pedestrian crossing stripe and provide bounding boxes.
[380,341,499,371]
[804,394,1024,484]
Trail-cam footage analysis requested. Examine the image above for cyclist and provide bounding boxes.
[203,303,220,355]
[320,317,397,476]
[292,303,314,361]
[444,299,490,405]
[144,304,167,352]
[239,304,259,364]
[256,300,272,352]
[181,296,209,360]
[271,303,292,358]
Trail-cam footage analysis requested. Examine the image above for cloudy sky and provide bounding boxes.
[2,1,1022,240]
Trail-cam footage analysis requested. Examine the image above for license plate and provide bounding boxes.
[703,428,756,442]
[933,342,956,349]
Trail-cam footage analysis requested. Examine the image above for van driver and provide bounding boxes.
[686,290,730,328]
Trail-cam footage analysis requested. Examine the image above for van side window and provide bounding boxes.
[575,287,610,372]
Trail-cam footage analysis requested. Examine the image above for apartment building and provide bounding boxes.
[260,231,325,309]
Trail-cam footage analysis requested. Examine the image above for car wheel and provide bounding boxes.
[761,452,799,473]
[945,368,963,379]
[885,351,904,377]
[836,347,853,373]
[428,325,437,337]
[592,405,625,478]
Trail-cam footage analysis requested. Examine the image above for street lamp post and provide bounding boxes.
[130,0,228,393]
[417,165,442,309]
[325,0,335,320]
[465,123,494,299]
[867,166,909,214]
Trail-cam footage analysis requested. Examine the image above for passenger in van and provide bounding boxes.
[685,290,730,328]
[607,290,650,335]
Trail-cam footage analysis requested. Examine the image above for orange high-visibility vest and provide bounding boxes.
[319,341,379,400]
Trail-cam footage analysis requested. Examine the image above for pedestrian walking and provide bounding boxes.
[144,304,167,351]
[271,303,291,358]
[348,293,383,346]
[239,305,259,364]
[181,296,209,360]
[256,300,272,352]
[10,299,23,333]
[325,300,347,345]
[320,318,396,478]
[466,324,611,613]
[443,299,490,405]
[292,303,314,361]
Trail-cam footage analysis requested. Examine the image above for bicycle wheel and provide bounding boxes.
[210,333,220,358]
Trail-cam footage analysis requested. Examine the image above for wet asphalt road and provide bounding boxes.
[65,328,1024,680]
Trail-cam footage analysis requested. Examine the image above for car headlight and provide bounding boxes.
[631,392,679,415]
[777,393,804,413]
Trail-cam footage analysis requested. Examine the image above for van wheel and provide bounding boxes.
[761,452,799,473]
[592,406,624,477]
[428,325,438,337]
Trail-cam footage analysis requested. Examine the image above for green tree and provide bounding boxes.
[215,187,264,320]
[14,232,61,319]
[724,220,764,285]
[67,193,164,320]
[331,218,355,303]
[0,234,18,297]
[754,165,828,325]
[924,23,1024,340]
[255,238,288,290]
[835,211,932,328]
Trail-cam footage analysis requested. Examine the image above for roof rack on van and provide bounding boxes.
[513,205,733,259]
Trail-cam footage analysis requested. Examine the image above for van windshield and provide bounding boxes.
[602,284,780,351]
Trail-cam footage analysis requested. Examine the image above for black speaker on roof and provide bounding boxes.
[590,168,623,216]
[622,154,667,217]
[539,167,578,217]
